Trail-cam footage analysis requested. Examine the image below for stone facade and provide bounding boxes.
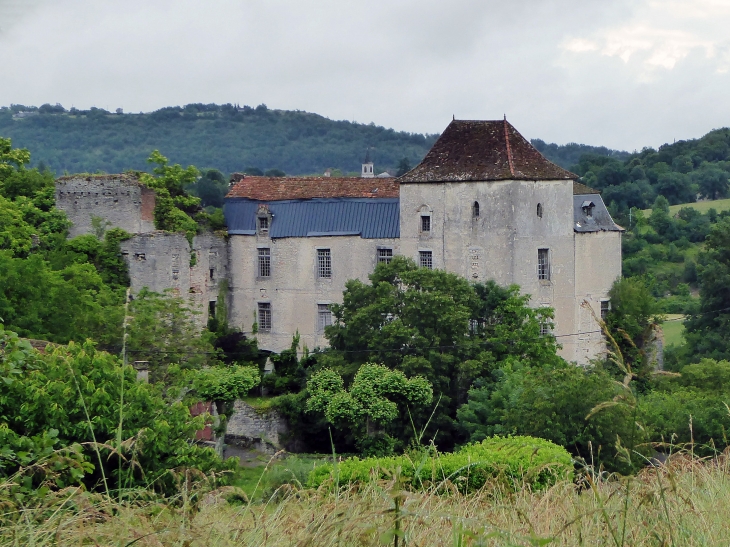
[55,174,155,237]
[228,233,399,351]
[120,231,229,327]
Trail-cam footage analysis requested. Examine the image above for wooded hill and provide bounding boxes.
[0,103,626,176]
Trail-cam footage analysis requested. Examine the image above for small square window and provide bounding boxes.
[600,300,610,320]
[421,215,431,232]
[377,248,393,264]
[317,249,332,278]
[258,248,271,277]
[258,302,272,331]
[419,250,433,269]
[538,248,550,280]
[317,304,332,333]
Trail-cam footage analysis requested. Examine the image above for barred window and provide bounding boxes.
[258,248,271,277]
[600,300,610,320]
[421,215,431,232]
[317,249,331,278]
[317,304,332,333]
[377,248,393,264]
[537,248,550,280]
[539,321,551,337]
[419,250,433,269]
[258,302,272,331]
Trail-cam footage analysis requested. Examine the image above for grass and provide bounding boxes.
[5,455,730,546]
[663,315,686,347]
[641,196,730,216]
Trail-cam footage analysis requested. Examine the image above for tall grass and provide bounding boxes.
[3,451,730,546]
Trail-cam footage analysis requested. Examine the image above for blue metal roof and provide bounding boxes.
[224,198,400,239]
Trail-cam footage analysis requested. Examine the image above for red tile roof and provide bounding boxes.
[399,119,578,183]
[226,177,400,201]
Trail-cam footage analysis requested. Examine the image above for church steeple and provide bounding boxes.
[361,148,374,178]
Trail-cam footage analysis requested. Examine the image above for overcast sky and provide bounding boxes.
[1,0,729,151]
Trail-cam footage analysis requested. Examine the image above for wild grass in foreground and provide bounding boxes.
[3,452,730,546]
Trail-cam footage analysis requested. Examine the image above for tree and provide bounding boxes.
[306,364,432,455]
[126,288,214,382]
[190,365,260,455]
[684,217,730,361]
[396,157,412,177]
[323,257,562,448]
[694,163,729,200]
[457,360,646,474]
[0,137,30,180]
[0,325,234,496]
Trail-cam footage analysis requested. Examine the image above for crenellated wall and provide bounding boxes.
[55,174,155,237]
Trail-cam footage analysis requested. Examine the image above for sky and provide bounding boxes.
[1,0,729,151]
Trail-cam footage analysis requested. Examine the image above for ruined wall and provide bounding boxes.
[228,233,399,353]
[55,174,155,237]
[226,400,289,448]
[120,231,229,327]
[399,179,580,363]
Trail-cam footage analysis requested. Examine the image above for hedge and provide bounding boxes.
[307,435,573,493]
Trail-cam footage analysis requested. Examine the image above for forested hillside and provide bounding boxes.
[0,103,437,176]
[0,103,631,177]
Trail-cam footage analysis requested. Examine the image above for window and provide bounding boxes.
[419,250,433,269]
[258,302,272,331]
[317,304,332,333]
[377,248,393,264]
[258,216,269,233]
[209,268,215,280]
[421,215,431,232]
[600,300,610,320]
[472,201,480,218]
[317,249,332,278]
[537,248,550,280]
[208,301,216,318]
[537,203,543,218]
[258,248,271,277]
[539,321,551,337]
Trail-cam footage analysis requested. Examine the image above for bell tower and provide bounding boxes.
[361,148,374,178]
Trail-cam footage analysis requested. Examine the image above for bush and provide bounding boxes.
[307,436,573,493]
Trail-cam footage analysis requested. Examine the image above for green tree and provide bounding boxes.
[396,157,412,177]
[306,364,432,455]
[684,217,730,361]
[126,289,214,382]
[0,325,234,495]
[457,361,646,474]
[323,257,562,448]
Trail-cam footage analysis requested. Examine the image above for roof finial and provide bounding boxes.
[503,113,506,121]
[453,114,455,121]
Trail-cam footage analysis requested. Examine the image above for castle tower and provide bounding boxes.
[361,148,374,178]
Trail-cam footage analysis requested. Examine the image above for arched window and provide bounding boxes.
[537,203,543,218]
[472,201,480,218]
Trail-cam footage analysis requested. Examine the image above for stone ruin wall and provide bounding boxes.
[120,231,229,328]
[225,400,289,452]
[55,174,155,238]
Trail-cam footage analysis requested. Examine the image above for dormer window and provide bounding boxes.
[581,201,595,219]
[256,205,271,235]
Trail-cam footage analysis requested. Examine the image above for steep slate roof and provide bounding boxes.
[399,119,578,183]
[573,194,623,233]
[573,181,600,195]
[226,176,399,200]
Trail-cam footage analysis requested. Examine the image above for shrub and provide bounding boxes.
[307,436,572,493]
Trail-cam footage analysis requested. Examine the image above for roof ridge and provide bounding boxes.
[503,118,515,177]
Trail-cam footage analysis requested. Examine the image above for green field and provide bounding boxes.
[642,197,730,216]
[663,314,686,346]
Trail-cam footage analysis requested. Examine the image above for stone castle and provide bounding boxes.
[56,119,622,364]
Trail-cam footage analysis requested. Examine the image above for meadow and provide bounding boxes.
[4,452,730,546]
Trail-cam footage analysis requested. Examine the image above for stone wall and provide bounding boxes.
[120,231,229,327]
[226,400,289,449]
[55,174,155,237]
